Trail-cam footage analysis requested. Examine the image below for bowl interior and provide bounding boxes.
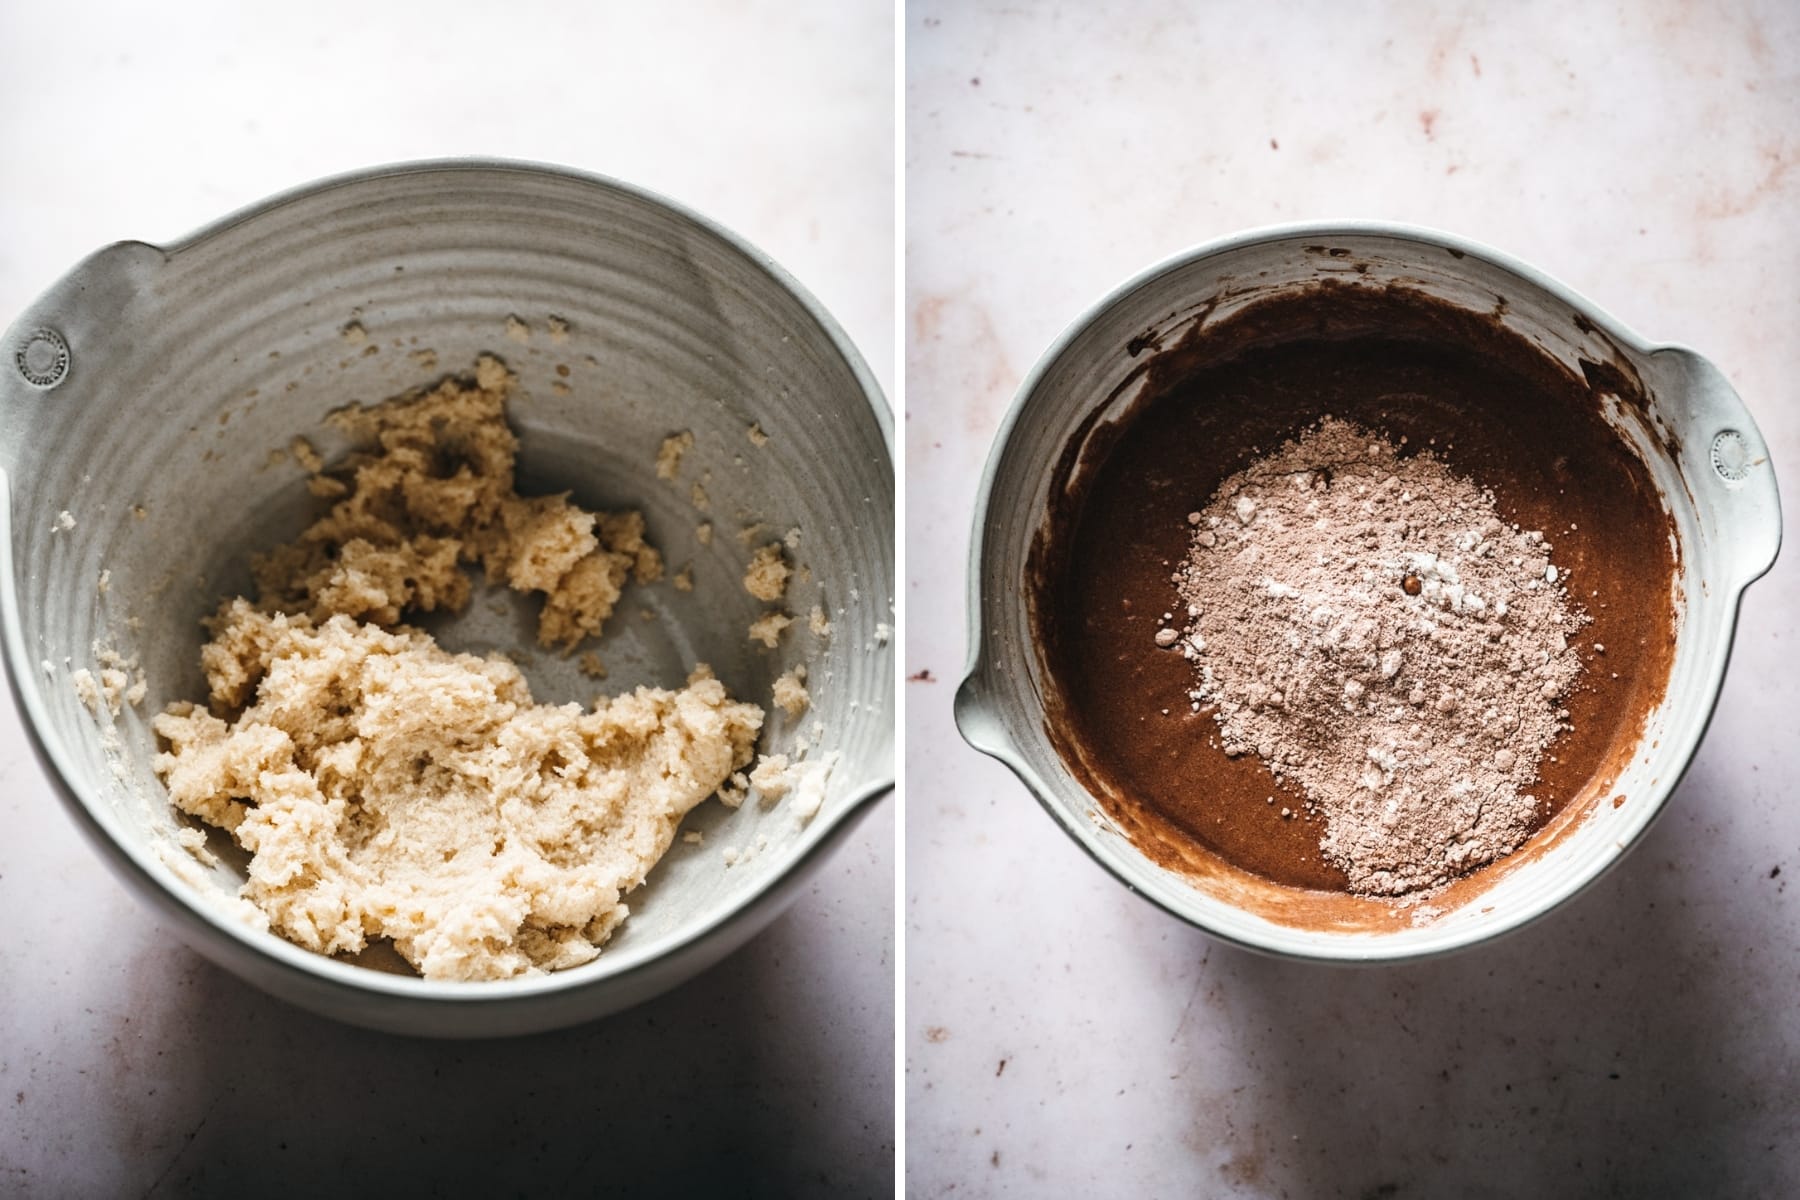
[962,228,1771,960]
[1,163,894,989]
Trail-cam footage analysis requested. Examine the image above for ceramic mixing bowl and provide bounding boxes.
[0,159,893,1035]
[957,221,1779,962]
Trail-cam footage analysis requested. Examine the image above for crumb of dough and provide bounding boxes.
[747,423,769,447]
[98,569,111,595]
[71,669,101,714]
[723,835,768,868]
[54,511,76,533]
[723,835,767,865]
[410,349,439,372]
[790,753,839,821]
[742,543,791,602]
[672,566,694,592]
[341,321,367,345]
[748,611,793,649]
[719,770,750,808]
[748,751,837,822]
[682,830,703,845]
[547,315,570,343]
[736,523,769,548]
[174,824,218,868]
[289,437,324,474]
[132,505,147,520]
[875,622,893,647]
[551,380,571,397]
[656,431,694,480]
[504,315,531,343]
[809,606,833,638]
[113,652,148,706]
[749,753,793,801]
[72,666,133,716]
[690,483,710,512]
[772,665,810,718]
[72,646,146,717]
[783,527,801,551]
[634,542,665,584]
[696,522,713,546]
[578,651,607,679]
[247,356,653,651]
[152,608,763,981]
[266,448,289,468]
[154,837,269,930]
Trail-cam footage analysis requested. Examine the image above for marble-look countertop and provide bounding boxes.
[906,2,1798,1195]
[0,3,893,1195]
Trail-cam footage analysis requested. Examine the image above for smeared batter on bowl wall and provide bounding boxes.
[151,358,766,981]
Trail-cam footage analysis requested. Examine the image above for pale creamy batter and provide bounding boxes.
[151,357,765,981]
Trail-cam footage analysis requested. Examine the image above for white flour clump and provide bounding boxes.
[1168,417,1588,896]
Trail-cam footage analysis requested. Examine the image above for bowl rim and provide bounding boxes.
[957,217,1781,964]
[2,156,896,1004]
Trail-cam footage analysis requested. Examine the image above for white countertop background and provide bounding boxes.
[906,2,1799,1196]
[0,3,894,1196]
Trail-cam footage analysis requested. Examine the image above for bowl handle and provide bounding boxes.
[0,240,167,478]
[1651,345,1783,592]
[953,661,1010,759]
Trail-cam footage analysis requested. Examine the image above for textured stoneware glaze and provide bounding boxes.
[957,222,1780,962]
[0,160,894,1036]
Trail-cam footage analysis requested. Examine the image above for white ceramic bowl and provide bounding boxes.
[0,160,894,1035]
[957,221,1779,962]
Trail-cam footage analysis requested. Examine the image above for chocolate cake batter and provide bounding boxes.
[1032,283,1677,903]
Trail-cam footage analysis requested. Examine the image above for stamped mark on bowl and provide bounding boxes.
[14,328,70,390]
[1710,428,1752,483]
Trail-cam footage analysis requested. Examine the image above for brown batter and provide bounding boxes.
[1032,283,1677,905]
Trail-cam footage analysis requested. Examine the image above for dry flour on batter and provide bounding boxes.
[1166,418,1588,896]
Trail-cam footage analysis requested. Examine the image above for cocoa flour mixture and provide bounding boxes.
[1034,284,1677,902]
[1167,418,1587,895]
